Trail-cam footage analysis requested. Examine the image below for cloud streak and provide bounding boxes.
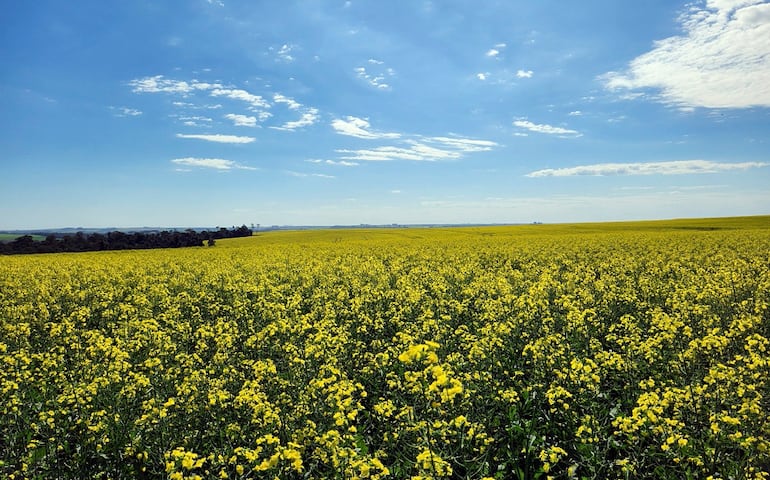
[513,120,581,136]
[425,136,498,153]
[355,63,395,90]
[128,76,219,94]
[176,133,256,143]
[286,171,335,178]
[171,157,256,170]
[526,160,769,177]
[273,93,301,110]
[602,0,770,108]
[224,113,257,127]
[331,117,498,162]
[112,107,142,117]
[270,108,319,131]
[210,88,270,109]
[307,159,360,167]
[337,137,496,162]
[337,144,458,162]
[331,116,401,139]
[130,76,272,112]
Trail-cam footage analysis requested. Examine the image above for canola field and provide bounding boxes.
[1,217,769,479]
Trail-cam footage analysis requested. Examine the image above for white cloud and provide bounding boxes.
[306,159,360,167]
[355,64,394,90]
[424,136,498,152]
[331,116,401,139]
[171,157,256,170]
[174,115,213,127]
[602,0,770,108]
[476,72,488,81]
[273,93,301,110]
[271,108,319,131]
[210,88,270,109]
[224,113,257,127]
[333,126,498,162]
[568,110,583,116]
[525,159,769,177]
[368,58,384,65]
[176,133,256,143]
[286,171,335,178]
[129,76,221,94]
[129,76,193,94]
[113,107,142,117]
[513,120,581,136]
[276,44,295,62]
[130,77,273,114]
[486,49,500,57]
[337,142,463,162]
[173,101,222,110]
[516,70,534,78]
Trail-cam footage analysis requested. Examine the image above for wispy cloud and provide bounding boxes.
[174,115,213,127]
[337,139,489,162]
[273,93,301,110]
[476,72,488,81]
[274,44,295,62]
[210,88,270,109]
[171,157,257,170]
[424,136,498,152]
[602,0,770,108]
[176,133,256,143]
[516,70,534,78]
[129,76,222,94]
[331,116,401,139]
[337,144,457,162]
[485,43,507,58]
[286,171,335,178]
[224,113,257,127]
[130,76,272,113]
[306,159,360,167]
[568,110,583,116]
[130,75,330,134]
[172,101,222,110]
[526,160,769,177]
[332,119,498,162]
[270,108,319,131]
[112,106,142,117]
[513,120,581,136]
[355,63,395,90]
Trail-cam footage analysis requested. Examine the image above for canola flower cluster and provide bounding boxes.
[1,222,769,479]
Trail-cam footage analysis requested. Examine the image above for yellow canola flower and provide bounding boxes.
[398,342,440,365]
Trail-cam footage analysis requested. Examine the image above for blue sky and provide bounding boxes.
[1,0,769,229]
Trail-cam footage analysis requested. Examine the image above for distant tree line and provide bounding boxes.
[0,225,253,255]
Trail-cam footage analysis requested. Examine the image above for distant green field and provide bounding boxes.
[0,233,47,243]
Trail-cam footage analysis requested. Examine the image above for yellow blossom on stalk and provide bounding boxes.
[416,448,452,477]
[398,342,440,365]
